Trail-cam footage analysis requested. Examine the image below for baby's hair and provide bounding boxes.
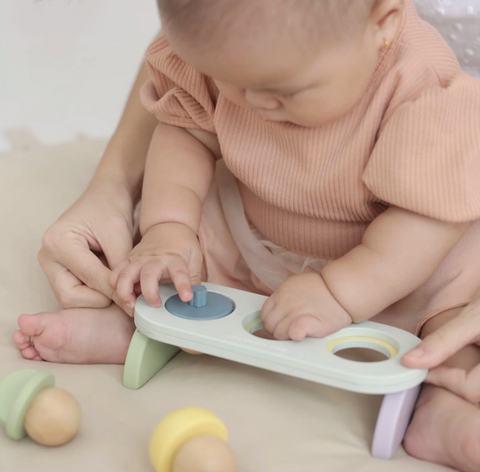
[158,0,380,51]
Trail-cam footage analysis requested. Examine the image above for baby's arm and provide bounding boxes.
[111,122,219,309]
[140,123,218,236]
[262,207,468,340]
[322,206,468,322]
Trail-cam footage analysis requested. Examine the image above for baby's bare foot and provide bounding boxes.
[13,304,135,364]
[404,384,480,472]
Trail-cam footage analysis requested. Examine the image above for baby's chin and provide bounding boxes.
[283,108,358,128]
[249,104,350,128]
[252,110,316,127]
[260,113,342,128]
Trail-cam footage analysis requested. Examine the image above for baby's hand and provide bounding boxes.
[260,272,352,341]
[110,222,202,313]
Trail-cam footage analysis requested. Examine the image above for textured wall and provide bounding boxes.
[415,0,480,79]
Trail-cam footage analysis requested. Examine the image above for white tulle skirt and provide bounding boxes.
[215,161,331,293]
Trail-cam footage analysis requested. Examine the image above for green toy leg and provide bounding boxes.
[123,330,180,390]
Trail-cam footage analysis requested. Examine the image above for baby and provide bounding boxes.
[113,1,480,339]
[15,0,480,469]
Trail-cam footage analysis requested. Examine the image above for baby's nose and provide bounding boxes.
[244,90,282,111]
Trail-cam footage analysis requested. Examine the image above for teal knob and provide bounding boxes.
[166,284,234,320]
[188,285,208,308]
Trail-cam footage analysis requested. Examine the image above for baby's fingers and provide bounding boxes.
[115,260,141,309]
[426,364,480,404]
[271,314,323,341]
[140,260,166,307]
[167,258,194,302]
[260,297,284,335]
[286,315,324,341]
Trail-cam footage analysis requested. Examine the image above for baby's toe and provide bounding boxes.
[12,329,32,350]
[20,345,41,360]
[17,313,45,336]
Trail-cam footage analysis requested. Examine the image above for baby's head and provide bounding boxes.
[158,0,404,127]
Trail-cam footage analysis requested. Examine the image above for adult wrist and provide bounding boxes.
[89,154,143,203]
[86,171,139,204]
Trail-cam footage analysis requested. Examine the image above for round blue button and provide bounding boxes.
[165,285,235,320]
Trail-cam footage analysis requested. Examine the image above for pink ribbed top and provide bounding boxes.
[142,0,480,260]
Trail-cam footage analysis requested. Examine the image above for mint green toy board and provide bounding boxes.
[123,283,428,460]
[0,370,55,440]
[124,283,427,394]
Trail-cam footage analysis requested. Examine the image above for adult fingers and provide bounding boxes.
[38,249,112,308]
[100,227,134,271]
[109,259,130,289]
[426,364,480,404]
[402,310,480,369]
[44,238,117,301]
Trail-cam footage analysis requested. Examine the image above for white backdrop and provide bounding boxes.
[0,0,478,152]
[0,0,159,151]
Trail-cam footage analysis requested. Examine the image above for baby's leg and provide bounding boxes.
[13,304,136,364]
[403,308,480,471]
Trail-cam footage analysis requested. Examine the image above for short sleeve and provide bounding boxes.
[140,34,218,133]
[363,72,480,222]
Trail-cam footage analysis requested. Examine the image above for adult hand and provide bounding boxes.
[402,298,480,404]
[38,180,135,312]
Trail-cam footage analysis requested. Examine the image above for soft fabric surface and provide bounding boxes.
[0,130,451,471]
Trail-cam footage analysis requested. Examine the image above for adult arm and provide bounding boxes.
[38,61,158,311]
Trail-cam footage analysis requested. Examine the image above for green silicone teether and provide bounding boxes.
[0,370,55,440]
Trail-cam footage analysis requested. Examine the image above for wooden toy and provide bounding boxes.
[124,283,428,460]
[0,370,81,446]
[150,407,235,472]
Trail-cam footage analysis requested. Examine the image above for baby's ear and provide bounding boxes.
[370,0,404,47]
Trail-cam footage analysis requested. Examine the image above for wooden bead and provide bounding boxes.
[24,387,81,446]
[173,435,236,472]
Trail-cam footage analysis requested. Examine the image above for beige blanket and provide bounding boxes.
[0,130,450,471]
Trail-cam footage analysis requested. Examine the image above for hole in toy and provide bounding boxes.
[328,336,395,362]
[334,347,389,362]
[252,328,276,340]
[242,313,281,340]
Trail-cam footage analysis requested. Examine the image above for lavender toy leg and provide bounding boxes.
[371,385,421,459]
